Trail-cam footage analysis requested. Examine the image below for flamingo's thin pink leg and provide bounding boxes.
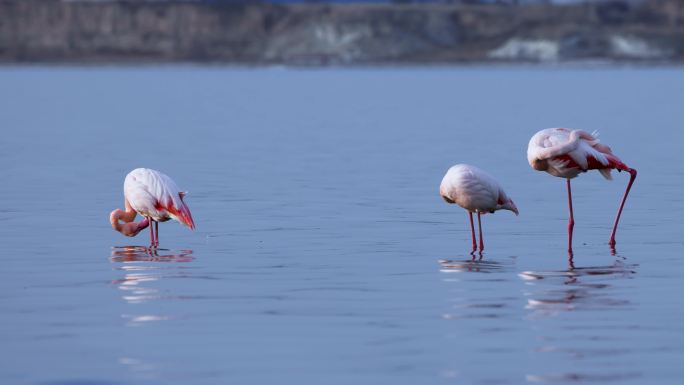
[154,220,159,247]
[477,212,484,253]
[148,218,155,248]
[567,179,574,253]
[468,212,476,253]
[609,168,637,247]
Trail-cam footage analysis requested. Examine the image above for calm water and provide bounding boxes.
[1,66,683,385]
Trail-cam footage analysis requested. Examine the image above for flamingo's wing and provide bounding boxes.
[124,170,159,217]
[440,165,500,212]
[527,128,576,166]
[571,131,631,180]
[125,168,195,229]
[528,128,626,180]
[154,171,195,229]
[468,166,518,215]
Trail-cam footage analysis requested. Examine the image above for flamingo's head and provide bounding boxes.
[118,218,150,237]
[125,218,150,236]
[497,189,519,216]
[501,199,519,216]
[110,209,150,236]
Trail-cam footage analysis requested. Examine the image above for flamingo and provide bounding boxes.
[440,164,519,253]
[527,128,637,253]
[110,168,195,247]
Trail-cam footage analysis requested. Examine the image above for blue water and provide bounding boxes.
[1,66,683,385]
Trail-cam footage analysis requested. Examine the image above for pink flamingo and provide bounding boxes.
[527,128,637,253]
[110,168,195,247]
[440,164,519,253]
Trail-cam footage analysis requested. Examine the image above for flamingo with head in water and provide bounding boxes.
[440,164,519,253]
[527,128,637,253]
[110,168,195,247]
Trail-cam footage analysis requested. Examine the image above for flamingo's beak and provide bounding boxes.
[505,200,519,216]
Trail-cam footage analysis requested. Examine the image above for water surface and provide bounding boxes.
[1,66,683,385]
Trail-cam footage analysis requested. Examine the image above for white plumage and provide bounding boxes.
[526,128,636,252]
[440,164,518,253]
[440,164,518,215]
[527,128,625,180]
[110,168,195,248]
[124,168,193,227]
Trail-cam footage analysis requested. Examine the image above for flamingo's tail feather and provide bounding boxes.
[167,201,195,230]
[177,203,195,230]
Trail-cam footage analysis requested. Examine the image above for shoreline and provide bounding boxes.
[1,1,682,65]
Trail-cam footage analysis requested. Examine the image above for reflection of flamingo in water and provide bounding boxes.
[520,254,636,312]
[110,246,194,312]
[110,168,195,248]
[527,129,637,254]
[439,256,512,274]
[440,164,519,254]
[110,246,195,263]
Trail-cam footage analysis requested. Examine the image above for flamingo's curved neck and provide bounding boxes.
[110,199,148,236]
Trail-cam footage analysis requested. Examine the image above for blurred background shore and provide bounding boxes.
[1,0,682,65]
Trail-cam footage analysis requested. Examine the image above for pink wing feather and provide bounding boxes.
[124,168,195,229]
[528,128,629,180]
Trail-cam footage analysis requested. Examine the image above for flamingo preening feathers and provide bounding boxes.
[107,131,634,257]
[440,164,519,253]
[110,168,195,247]
[527,128,637,253]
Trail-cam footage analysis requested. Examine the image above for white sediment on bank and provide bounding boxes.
[488,39,560,62]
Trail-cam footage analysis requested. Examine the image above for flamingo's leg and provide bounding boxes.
[477,212,484,253]
[609,168,637,247]
[154,220,159,247]
[468,212,476,253]
[567,179,575,253]
[148,218,155,248]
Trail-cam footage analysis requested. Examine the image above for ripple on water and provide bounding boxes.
[526,372,642,383]
[37,380,123,385]
[440,255,519,324]
[439,255,516,274]
[109,246,196,325]
[110,246,195,263]
[519,256,637,313]
[521,254,642,383]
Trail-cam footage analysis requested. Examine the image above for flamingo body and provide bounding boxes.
[440,164,518,215]
[527,128,636,252]
[527,128,629,179]
[440,164,518,253]
[110,168,194,247]
[124,168,195,229]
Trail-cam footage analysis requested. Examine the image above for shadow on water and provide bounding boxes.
[520,251,640,383]
[109,246,195,325]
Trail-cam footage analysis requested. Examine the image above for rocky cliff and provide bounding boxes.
[1,0,683,64]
